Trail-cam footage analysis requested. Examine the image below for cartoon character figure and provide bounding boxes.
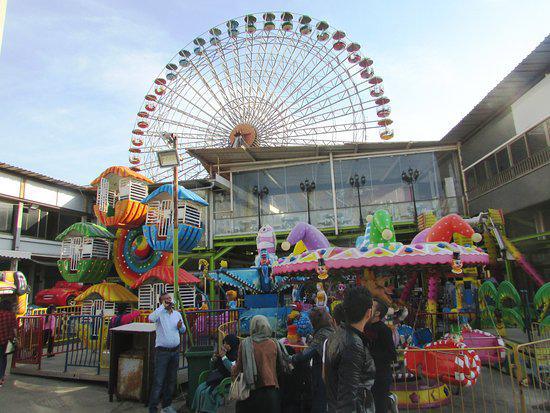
[315,282,328,308]
[452,251,463,275]
[256,225,277,254]
[258,248,273,292]
[226,290,237,309]
[316,257,328,280]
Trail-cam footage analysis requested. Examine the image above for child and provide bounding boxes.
[364,298,397,413]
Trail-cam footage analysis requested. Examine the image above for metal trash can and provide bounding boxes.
[117,351,145,401]
[186,345,214,405]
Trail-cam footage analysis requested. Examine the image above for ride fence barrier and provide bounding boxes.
[12,316,44,368]
[186,308,241,348]
[29,304,82,316]
[64,315,104,375]
[512,338,550,412]
[393,344,522,413]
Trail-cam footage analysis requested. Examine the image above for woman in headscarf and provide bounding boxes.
[232,315,289,413]
[192,334,240,412]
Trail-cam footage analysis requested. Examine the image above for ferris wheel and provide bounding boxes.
[129,12,394,182]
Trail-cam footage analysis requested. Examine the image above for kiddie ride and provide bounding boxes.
[270,210,496,409]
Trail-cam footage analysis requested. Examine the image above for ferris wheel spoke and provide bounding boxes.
[267,80,377,134]
[216,40,246,120]
[163,75,235,132]
[263,50,357,129]
[271,120,380,138]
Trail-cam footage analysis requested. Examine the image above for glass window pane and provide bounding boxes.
[496,148,510,172]
[21,207,39,237]
[46,210,59,240]
[0,201,15,233]
[474,162,487,184]
[37,210,48,239]
[525,123,548,155]
[59,213,80,233]
[465,169,476,189]
[485,156,498,177]
[510,137,528,164]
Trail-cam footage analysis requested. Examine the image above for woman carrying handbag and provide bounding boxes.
[0,300,17,388]
[231,315,291,413]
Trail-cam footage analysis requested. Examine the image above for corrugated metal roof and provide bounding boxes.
[188,140,450,170]
[441,35,550,144]
[142,183,209,206]
[0,162,91,191]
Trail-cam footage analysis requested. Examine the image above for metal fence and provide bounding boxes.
[513,338,550,412]
[186,308,241,348]
[63,315,104,375]
[12,316,44,368]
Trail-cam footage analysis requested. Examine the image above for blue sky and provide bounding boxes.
[1,0,548,185]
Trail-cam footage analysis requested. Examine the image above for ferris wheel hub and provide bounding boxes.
[229,124,257,148]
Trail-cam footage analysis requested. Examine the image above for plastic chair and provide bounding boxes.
[197,369,233,399]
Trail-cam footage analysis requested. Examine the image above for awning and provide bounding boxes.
[131,266,201,289]
[0,249,32,260]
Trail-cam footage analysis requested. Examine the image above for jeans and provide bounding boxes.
[149,349,179,413]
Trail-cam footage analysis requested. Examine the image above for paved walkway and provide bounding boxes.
[1,372,189,413]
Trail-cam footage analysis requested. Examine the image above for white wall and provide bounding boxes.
[0,172,21,197]
[0,172,87,213]
[511,74,550,133]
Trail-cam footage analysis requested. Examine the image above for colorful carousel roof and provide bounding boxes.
[91,166,154,186]
[208,268,289,293]
[142,184,208,206]
[55,222,115,241]
[273,242,489,276]
[131,266,201,289]
[74,282,138,303]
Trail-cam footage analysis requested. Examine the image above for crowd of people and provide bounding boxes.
[183,285,396,413]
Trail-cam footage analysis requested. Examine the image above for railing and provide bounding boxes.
[512,338,550,412]
[469,147,550,200]
[64,315,104,375]
[12,316,44,368]
[186,308,241,348]
[29,304,82,316]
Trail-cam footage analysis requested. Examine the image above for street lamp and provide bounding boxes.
[252,185,269,230]
[401,168,420,223]
[349,174,367,227]
[299,179,316,224]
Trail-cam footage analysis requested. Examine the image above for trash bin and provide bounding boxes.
[186,345,214,405]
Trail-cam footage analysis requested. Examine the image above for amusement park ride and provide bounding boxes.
[7,10,547,410]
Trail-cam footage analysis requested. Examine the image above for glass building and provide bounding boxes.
[198,144,464,238]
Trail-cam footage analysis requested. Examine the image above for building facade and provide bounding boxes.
[0,163,92,300]
[441,35,550,280]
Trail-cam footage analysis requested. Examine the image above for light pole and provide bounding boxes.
[252,185,269,230]
[157,133,193,345]
[300,179,316,224]
[401,168,420,223]
[349,174,366,227]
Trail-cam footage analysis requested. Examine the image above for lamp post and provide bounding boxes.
[349,174,366,227]
[299,179,316,224]
[401,168,420,223]
[252,185,269,230]
[157,133,193,345]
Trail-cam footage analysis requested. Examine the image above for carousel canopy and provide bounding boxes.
[56,222,115,241]
[74,282,138,303]
[131,266,200,289]
[142,183,208,206]
[90,166,154,186]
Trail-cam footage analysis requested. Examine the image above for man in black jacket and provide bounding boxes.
[324,286,376,413]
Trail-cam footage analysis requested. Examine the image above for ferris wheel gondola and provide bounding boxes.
[129,11,395,182]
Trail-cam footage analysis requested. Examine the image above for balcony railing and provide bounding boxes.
[469,147,550,200]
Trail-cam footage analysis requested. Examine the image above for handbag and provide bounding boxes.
[5,340,15,355]
[229,372,250,401]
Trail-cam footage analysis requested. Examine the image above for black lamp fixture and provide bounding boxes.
[401,168,420,223]
[252,185,269,230]
[349,174,367,227]
[299,179,316,224]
